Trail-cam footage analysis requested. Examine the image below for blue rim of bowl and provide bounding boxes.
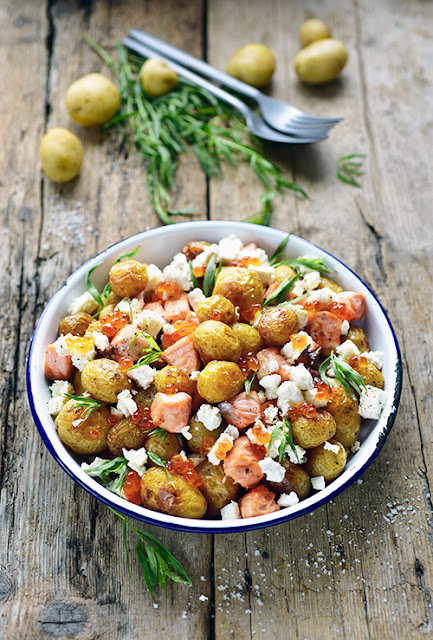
[26,221,403,534]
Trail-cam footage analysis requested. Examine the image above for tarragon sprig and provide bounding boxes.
[83,456,129,492]
[262,273,301,307]
[273,256,333,274]
[337,153,366,187]
[65,393,107,420]
[319,352,367,400]
[202,253,222,297]
[268,417,298,463]
[244,371,256,399]
[148,452,172,481]
[269,234,291,265]
[127,332,163,369]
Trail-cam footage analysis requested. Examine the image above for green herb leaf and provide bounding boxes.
[269,234,291,266]
[82,456,128,482]
[263,273,301,307]
[188,260,200,289]
[136,539,158,596]
[127,331,163,369]
[282,417,298,463]
[148,452,172,481]
[65,393,107,419]
[114,246,140,265]
[202,253,220,297]
[267,417,298,462]
[337,154,366,188]
[274,257,333,274]
[144,427,168,442]
[85,263,105,307]
[319,352,367,400]
[244,371,256,399]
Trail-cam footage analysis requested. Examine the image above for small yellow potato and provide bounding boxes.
[291,410,337,449]
[145,431,182,462]
[140,467,207,518]
[55,400,111,455]
[58,312,93,336]
[109,259,148,298]
[326,380,361,448]
[274,264,297,284]
[106,418,147,457]
[139,58,178,97]
[346,326,369,353]
[197,361,244,404]
[266,461,311,500]
[39,127,83,183]
[195,295,238,325]
[187,413,225,454]
[196,460,240,516]
[81,358,132,403]
[227,43,275,88]
[213,267,264,322]
[299,18,331,47]
[318,277,343,293]
[65,73,120,126]
[154,365,195,395]
[294,38,348,84]
[305,439,347,481]
[258,306,299,347]
[194,320,241,364]
[135,384,158,409]
[231,323,264,357]
[351,358,385,389]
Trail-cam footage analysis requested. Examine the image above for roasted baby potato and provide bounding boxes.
[135,384,158,409]
[227,43,275,88]
[197,361,245,403]
[72,370,85,396]
[194,320,241,364]
[258,306,299,347]
[58,312,93,336]
[326,379,361,448]
[109,259,148,298]
[99,304,116,321]
[188,414,225,454]
[145,431,182,461]
[213,267,264,322]
[140,467,207,518]
[55,400,111,455]
[106,418,147,457]
[274,264,297,284]
[318,277,343,293]
[291,410,337,449]
[195,295,238,325]
[81,358,132,403]
[65,73,120,126]
[39,127,83,183]
[266,460,311,500]
[305,439,347,482]
[154,365,195,395]
[351,359,385,389]
[196,460,240,516]
[346,326,369,352]
[231,322,264,356]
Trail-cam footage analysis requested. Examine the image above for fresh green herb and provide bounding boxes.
[85,263,105,308]
[114,246,140,264]
[65,393,107,419]
[336,154,366,187]
[84,36,308,227]
[144,426,168,442]
[147,452,172,481]
[274,257,333,274]
[188,260,200,289]
[268,417,298,462]
[109,507,192,596]
[244,371,256,399]
[127,332,163,369]
[269,234,291,266]
[319,352,367,400]
[202,253,221,297]
[83,456,128,493]
[262,273,301,307]
[280,292,310,306]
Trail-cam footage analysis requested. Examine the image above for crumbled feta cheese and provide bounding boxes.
[224,425,240,440]
[143,264,162,293]
[116,297,143,321]
[48,380,72,402]
[280,331,312,364]
[311,476,326,491]
[208,433,235,466]
[116,389,138,418]
[358,385,386,419]
[263,405,279,424]
[123,447,148,476]
[162,252,193,291]
[278,492,299,508]
[306,287,339,306]
[340,319,350,336]
[293,270,321,296]
[277,381,304,414]
[303,387,329,408]
[181,425,192,440]
[335,339,360,363]
[258,391,267,403]
[266,428,284,459]
[191,243,219,269]
[72,349,96,372]
[286,444,307,465]
[289,363,314,390]
[248,264,275,286]
[364,350,384,370]
[292,306,309,329]
[163,322,176,335]
[220,500,241,520]
[179,450,188,461]
[127,364,157,390]
[187,288,206,311]
[110,407,123,418]
[197,404,222,431]
[218,235,244,263]
[246,421,271,447]
[350,440,361,454]
[324,441,340,454]
[47,393,68,416]
[68,291,100,315]
[189,370,200,381]
[93,331,109,352]
[135,309,165,338]
[259,374,282,400]
[258,457,286,483]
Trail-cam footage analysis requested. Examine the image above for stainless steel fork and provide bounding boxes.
[128,29,342,137]
[122,37,327,144]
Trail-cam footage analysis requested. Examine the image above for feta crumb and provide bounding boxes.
[246,421,271,447]
[280,331,312,364]
[197,404,222,431]
[68,291,100,316]
[181,425,192,440]
[277,381,304,414]
[123,447,148,476]
[187,288,206,311]
[335,339,360,363]
[163,322,176,335]
[358,385,386,419]
[259,374,282,400]
[278,492,299,508]
[237,245,269,265]
[116,389,138,418]
[365,350,384,370]
[293,270,321,295]
[248,264,275,286]
[289,363,314,390]
[303,387,329,408]
[263,405,279,424]
[110,407,123,418]
[189,370,200,381]
[311,476,326,491]
[258,390,266,403]
[340,319,350,336]
[292,306,309,329]
[161,252,193,291]
[116,297,143,320]
[286,444,307,465]
[258,457,286,483]
[81,457,106,474]
[71,418,84,427]
[47,380,73,416]
[143,264,162,293]
[93,331,109,352]
[218,235,243,263]
[324,441,340,455]
[199,595,209,602]
[127,364,157,390]
[72,349,96,372]
[350,440,361,454]
[135,308,165,338]
[224,425,240,440]
[306,287,339,305]
[220,500,241,520]
[52,333,96,370]
[208,429,237,466]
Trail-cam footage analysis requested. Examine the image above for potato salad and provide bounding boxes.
[44,235,386,520]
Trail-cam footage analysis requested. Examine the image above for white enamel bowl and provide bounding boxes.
[27,221,402,533]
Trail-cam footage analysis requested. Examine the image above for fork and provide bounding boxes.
[128,29,341,137]
[123,37,327,144]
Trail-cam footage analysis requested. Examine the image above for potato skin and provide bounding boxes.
[351,359,384,389]
[194,320,241,364]
[294,38,348,84]
[81,358,132,403]
[65,73,120,126]
[59,312,93,336]
[196,295,238,325]
[197,361,245,403]
[266,460,311,500]
[106,418,147,457]
[213,267,264,322]
[145,431,182,461]
[140,467,207,518]
[139,58,178,97]
[346,326,369,352]
[135,384,157,409]
[187,414,225,454]
[258,306,299,347]
[299,18,331,47]
[291,410,337,449]
[109,260,148,298]
[305,439,347,482]
[274,264,297,284]
[39,127,83,183]
[154,366,195,395]
[72,370,85,396]
[55,400,111,454]
[196,460,240,516]
[231,323,264,356]
[227,43,275,88]
[319,277,343,293]
[326,380,361,448]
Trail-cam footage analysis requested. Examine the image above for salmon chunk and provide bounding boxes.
[164,293,191,323]
[256,348,291,381]
[308,311,342,354]
[150,392,192,433]
[338,292,366,322]
[44,343,73,380]
[219,391,261,430]
[162,334,201,374]
[239,485,280,518]
[110,324,150,362]
[223,435,265,489]
[264,282,280,300]
[143,301,165,318]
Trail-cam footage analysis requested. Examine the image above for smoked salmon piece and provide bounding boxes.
[219,391,261,430]
[256,348,291,381]
[308,311,342,354]
[164,293,191,323]
[110,324,150,362]
[337,292,366,322]
[223,435,265,489]
[143,301,165,318]
[239,485,280,518]
[162,334,201,374]
[150,392,192,433]
[44,344,73,380]
[264,282,280,300]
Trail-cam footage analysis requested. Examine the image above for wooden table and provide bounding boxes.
[1,1,432,638]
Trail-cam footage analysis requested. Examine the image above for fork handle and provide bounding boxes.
[128,29,261,101]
